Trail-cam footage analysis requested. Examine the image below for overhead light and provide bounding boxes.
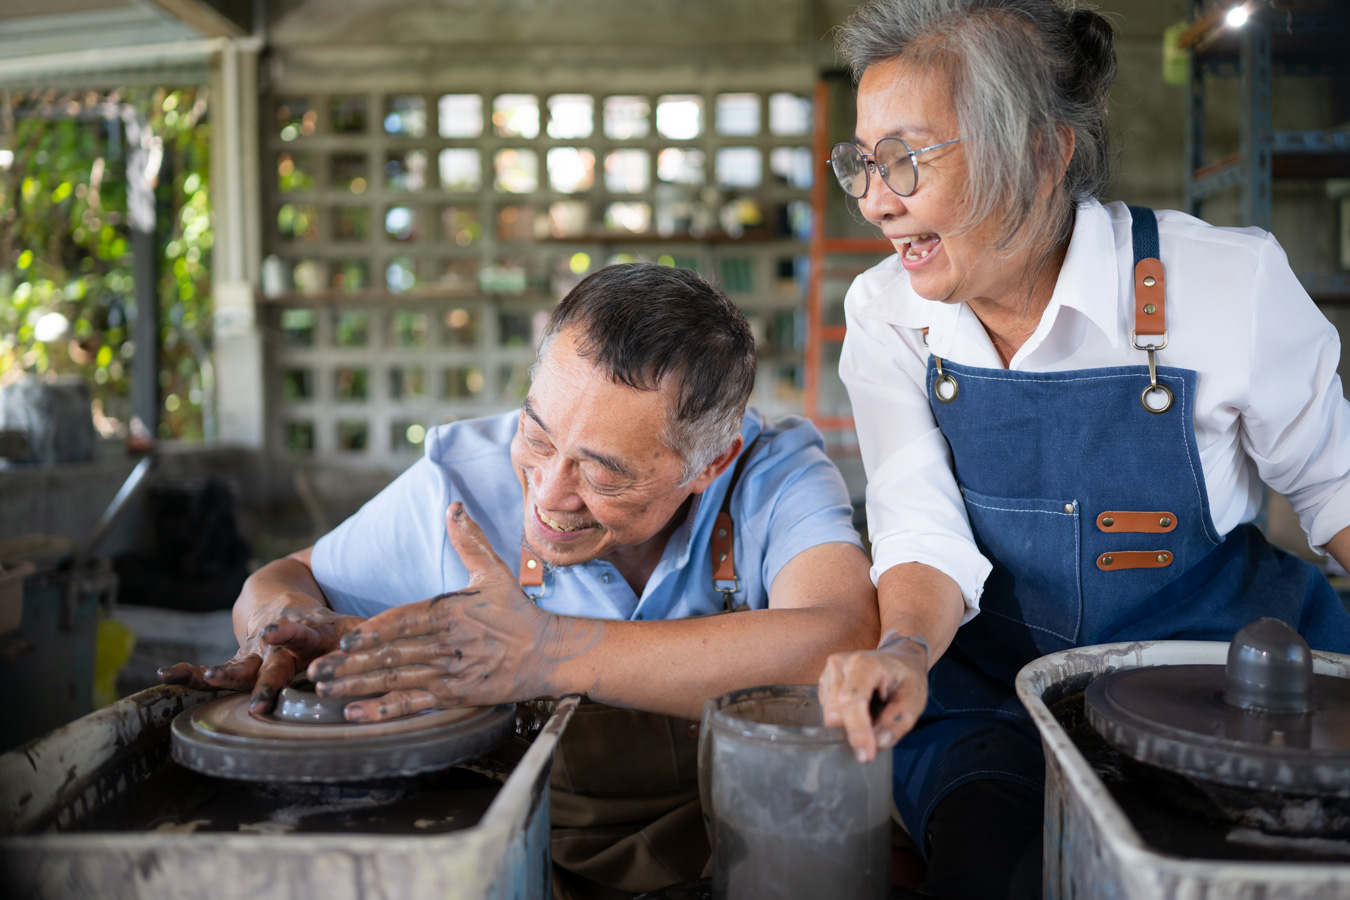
[1225,5,1250,27]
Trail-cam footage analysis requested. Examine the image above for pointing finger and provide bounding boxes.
[249,647,298,717]
[445,502,515,586]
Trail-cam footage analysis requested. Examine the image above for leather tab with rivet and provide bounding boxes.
[1097,511,1177,533]
[712,511,736,582]
[1134,258,1166,337]
[1098,550,1174,571]
[520,546,544,591]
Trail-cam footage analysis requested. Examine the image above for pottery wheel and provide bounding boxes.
[171,682,515,783]
[1085,619,1350,797]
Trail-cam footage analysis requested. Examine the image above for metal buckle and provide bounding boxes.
[1138,344,1174,414]
[1131,330,1169,352]
[523,584,544,600]
[933,356,958,403]
[716,580,739,612]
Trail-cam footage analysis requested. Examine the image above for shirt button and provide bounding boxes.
[687,722,700,739]
[601,574,610,584]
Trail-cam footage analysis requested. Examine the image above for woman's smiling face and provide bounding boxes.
[854,56,1026,309]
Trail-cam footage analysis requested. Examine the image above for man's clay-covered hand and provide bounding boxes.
[306,502,571,721]
[158,603,365,716]
[818,631,930,763]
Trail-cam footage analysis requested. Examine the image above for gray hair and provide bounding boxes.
[531,263,756,485]
[836,0,1116,257]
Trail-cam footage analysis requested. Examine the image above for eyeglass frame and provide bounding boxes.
[827,135,969,199]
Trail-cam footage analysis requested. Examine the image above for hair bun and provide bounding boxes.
[1067,6,1117,104]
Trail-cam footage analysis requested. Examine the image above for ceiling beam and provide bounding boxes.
[140,0,247,37]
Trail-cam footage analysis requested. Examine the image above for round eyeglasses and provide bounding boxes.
[828,136,968,199]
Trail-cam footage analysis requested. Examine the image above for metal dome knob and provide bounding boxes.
[1223,617,1314,714]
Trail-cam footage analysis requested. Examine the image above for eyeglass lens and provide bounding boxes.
[830,138,917,198]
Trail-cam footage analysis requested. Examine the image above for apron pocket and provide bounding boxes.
[960,486,1082,650]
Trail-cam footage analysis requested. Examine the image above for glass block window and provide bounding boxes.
[768,93,812,136]
[716,148,763,189]
[494,149,538,193]
[716,93,760,136]
[604,96,650,139]
[333,206,370,242]
[276,152,315,192]
[657,148,704,185]
[330,96,368,134]
[330,153,369,193]
[493,94,539,138]
[656,95,702,139]
[439,149,481,192]
[276,98,315,142]
[604,150,649,193]
[438,94,483,137]
[334,310,370,346]
[442,207,481,245]
[386,151,428,191]
[547,95,593,139]
[384,95,427,137]
[547,148,595,193]
[264,85,817,462]
[770,147,814,189]
[385,206,417,241]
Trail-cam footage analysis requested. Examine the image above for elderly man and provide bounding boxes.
[161,262,877,898]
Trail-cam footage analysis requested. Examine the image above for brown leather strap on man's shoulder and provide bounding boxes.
[711,435,759,598]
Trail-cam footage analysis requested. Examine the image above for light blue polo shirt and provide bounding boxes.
[311,409,861,621]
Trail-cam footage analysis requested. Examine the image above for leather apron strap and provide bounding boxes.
[1127,204,1173,416]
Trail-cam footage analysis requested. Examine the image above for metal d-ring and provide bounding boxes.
[934,357,959,403]
[1139,345,1173,414]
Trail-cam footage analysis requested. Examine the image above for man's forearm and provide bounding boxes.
[544,604,877,720]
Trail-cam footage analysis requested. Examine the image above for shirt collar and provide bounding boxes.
[1041,199,1122,350]
[845,199,1123,353]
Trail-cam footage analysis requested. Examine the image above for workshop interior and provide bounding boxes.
[1,0,1349,898]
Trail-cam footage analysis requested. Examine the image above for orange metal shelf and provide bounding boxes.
[804,78,894,437]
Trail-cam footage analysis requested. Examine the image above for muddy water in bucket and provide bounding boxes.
[700,685,891,900]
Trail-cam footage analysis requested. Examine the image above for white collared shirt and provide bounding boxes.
[842,199,1350,619]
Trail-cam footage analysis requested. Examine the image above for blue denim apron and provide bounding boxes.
[892,206,1350,851]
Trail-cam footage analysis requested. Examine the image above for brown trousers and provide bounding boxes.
[550,701,710,900]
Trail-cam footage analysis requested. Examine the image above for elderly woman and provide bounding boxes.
[816,0,1350,897]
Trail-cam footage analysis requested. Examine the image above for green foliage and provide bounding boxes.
[0,87,213,440]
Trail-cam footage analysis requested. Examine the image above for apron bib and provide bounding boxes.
[893,206,1350,852]
[549,702,707,900]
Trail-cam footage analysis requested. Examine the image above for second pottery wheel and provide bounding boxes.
[171,680,514,783]
[1085,618,1350,797]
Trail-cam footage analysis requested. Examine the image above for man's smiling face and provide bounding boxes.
[510,326,718,569]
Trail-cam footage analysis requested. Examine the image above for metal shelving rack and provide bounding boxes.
[1180,0,1350,302]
